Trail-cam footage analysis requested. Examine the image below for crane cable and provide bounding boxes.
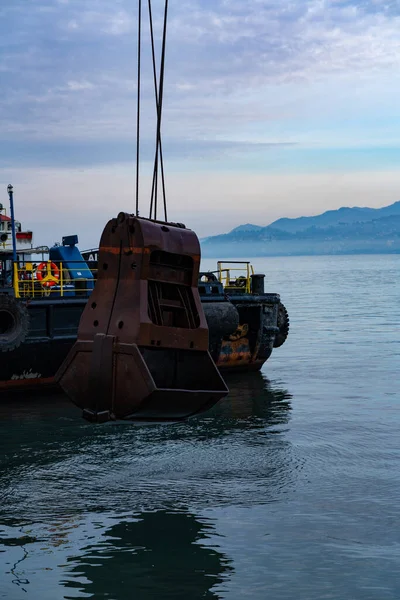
[135,0,142,217]
[148,0,168,222]
[149,0,168,222]
[135,0,169,221]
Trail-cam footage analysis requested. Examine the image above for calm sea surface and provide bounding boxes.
[1,254,399,599]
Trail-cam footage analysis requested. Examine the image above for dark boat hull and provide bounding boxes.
[0,292,281,395]
[0,297,82,393]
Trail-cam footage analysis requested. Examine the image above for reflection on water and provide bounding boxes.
[0,372,292,599]
[65,511,233,599]
[0,511,233,600]
[218,371,291,423]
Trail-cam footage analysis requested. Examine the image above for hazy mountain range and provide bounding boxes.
[201,201,400,257]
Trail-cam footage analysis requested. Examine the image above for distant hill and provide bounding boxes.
[270,201,400,233]
[230,223,264,233]
[201,201,400,257]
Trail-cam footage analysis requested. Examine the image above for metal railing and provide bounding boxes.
[12,260,97,299]
[217,261,254,294]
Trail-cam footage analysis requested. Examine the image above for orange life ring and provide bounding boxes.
[36,262,60,288]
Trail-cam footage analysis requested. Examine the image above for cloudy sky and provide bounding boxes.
[1,0,400,247]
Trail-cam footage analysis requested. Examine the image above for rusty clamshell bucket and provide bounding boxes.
[55,213,228,422]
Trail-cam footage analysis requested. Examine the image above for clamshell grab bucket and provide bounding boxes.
[55,213,228,422]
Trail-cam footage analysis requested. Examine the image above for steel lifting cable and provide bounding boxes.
[148,0,169,222]
[135,0,142,216]
[155,0,169,221]
[148,0,167,222]
[136,0,169,221]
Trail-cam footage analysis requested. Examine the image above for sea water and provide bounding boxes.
[1,254,399,599]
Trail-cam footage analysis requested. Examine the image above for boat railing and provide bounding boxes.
[217,261,254,294]
[12,260,98,299]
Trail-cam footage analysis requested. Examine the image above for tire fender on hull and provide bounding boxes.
[202,302,240,363]
[274,302,290,348]
[0,295,30,353]
[202,302,239,339]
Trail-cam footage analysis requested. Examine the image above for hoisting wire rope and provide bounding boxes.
[135,0,142,216]
[148,0,169,222]
[148,0,167,222]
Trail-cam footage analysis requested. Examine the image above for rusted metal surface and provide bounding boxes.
[56,214,228,422]
[211,299,280,371]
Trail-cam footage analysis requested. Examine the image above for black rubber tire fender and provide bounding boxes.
[0,295,30,352]
[273,302,289,348]
[202,302,239,339]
